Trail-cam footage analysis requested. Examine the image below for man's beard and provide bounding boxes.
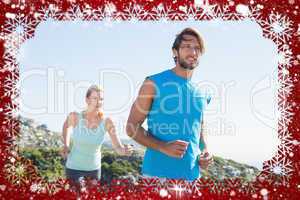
[177,55,199,70]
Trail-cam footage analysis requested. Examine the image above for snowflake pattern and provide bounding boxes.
[194,0,218,20]
[278,101,294,128]
[30,182,44,193]
[278,73,294,102]
[277,46,294,68]
[35,5,63,21]
[263,153,293,184]
[4,117,20,138]
[190,178,207,194]
[278,127,294,156]
[212,4,232,20]
[139,177,167,193]
[64,5,85,20]
[118,4,147,21]
[247,5,263,22]
[90,6,106,20]
[1,52,18,72]
[38,178,67,195]
[3,31,25,59]
[4,155,39,186]
[260,12,293,46]
[3,14,38,40]
[165,179,192,198]
[3,72,19,98]
[3,102,19,121]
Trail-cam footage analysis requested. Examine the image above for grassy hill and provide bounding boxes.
[17,115,260,183]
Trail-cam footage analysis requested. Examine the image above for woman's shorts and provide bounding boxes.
[65,167,101,183]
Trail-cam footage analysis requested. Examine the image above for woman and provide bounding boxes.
[61,85,133,192]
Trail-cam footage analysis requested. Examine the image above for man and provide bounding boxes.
[126,27,213,181]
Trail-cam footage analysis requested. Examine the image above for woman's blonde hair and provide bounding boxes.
[85,85,104,118]
[86,85,103,98]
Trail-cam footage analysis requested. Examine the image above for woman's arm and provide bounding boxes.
[61,112,77,158]
[105,117,133,156]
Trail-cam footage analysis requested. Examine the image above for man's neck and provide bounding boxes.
[172,66,194,79]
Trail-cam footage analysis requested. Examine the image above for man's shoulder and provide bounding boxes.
[146,69,170,82]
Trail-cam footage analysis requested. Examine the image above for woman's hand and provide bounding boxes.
[198,152,213,169]
[61,145,70,159]
[116,144,134,156]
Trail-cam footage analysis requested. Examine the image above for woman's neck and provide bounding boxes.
[85,108,99,117]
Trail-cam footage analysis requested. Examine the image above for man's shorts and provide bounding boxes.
[142,174,195,183]
[142,174,167,184]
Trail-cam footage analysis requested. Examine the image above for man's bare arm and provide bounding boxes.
[199,118,213,169]
[200,119,208,152]
[126,79,188,158]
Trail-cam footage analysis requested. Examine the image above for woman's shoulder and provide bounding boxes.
[68,111,80,118]
[67,111,80,126]
[103,116,114,129]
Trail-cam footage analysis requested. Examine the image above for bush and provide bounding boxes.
[19,147,142,182]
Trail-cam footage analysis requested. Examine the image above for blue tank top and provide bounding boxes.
[66,112,106,171]
[142,69,211,180]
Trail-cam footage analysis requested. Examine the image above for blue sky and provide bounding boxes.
[18,18,279,169]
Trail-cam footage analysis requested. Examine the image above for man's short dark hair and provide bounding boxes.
[172,27,205,55]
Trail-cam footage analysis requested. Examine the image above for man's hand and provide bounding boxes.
[198,152,213,169]
[159,140,189,158]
